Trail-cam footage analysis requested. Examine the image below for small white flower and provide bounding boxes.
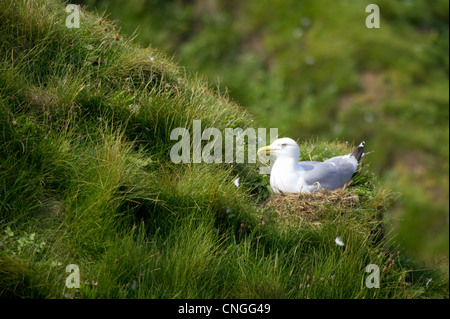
[129,104,140,114]
[233,177,240,187]
[292,28,303,39]
[50,260,63,267]
[364,112,374,123]
[149,56,155,61]
[335,236,345,247]
[304,56,315,65]
[300,16,311,28]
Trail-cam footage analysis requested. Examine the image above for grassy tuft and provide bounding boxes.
[0,0,447,299]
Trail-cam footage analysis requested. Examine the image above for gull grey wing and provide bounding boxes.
[325,155,358,174]
[299,159,356,190]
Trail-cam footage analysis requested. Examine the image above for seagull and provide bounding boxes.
[257,138,365,194]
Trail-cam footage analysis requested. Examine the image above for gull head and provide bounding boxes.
[258,137,300,160]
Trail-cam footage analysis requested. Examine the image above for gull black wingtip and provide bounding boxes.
[351,141,365,162]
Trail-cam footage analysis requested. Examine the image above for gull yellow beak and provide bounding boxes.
[257,145,272,156]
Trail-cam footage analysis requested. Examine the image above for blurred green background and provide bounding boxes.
[74,0,449,269]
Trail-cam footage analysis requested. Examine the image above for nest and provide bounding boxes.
[263,188,360,223]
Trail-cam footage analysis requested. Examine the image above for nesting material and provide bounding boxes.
[264,188,360,223]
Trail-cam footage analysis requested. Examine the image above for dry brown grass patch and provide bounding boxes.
[264,188,360,223]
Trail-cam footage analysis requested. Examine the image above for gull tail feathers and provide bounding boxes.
[350,141,365,162]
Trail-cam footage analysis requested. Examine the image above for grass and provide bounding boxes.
[77,0,449,270]
[0,0,448,299]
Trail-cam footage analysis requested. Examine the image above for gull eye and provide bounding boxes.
[281,143,287,147]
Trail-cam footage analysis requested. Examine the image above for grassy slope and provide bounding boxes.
[0,0,447,298]
[78,0,449,270]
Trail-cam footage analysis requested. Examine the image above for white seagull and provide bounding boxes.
[258,138,365,194]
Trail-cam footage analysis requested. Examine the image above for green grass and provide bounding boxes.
[0,0,448,299]
[77,0,449,272]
